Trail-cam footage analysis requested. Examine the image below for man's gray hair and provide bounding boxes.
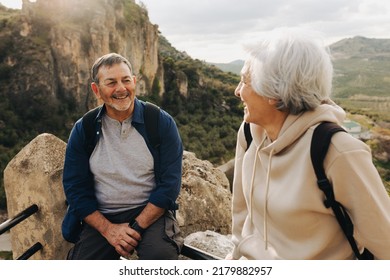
[91,53,133,84]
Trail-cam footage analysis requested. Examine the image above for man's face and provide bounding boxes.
[91,62,136,120]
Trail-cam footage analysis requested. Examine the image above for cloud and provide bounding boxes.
[142,0,270,34]
[3,0,389,62]
[140,0,390,62]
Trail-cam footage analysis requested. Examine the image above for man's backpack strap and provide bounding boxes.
[82,105,102,157]
[310,122,373,260]
[144,101,161,149]
[244,122,252,151]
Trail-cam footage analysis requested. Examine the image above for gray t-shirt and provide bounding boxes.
[90,114,155,214]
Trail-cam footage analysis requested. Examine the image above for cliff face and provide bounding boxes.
[2,0,160,113]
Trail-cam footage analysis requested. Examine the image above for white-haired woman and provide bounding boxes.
[229,28,390,259]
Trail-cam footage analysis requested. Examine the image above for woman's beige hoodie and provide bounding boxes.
[231,102,390,259]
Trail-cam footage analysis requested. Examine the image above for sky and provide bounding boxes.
[1,0,390,63]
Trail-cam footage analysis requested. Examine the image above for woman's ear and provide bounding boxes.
[268,98,278,105]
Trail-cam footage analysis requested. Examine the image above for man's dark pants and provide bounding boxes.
[67,206,182,260]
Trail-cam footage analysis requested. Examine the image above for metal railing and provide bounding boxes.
[181,243,221,260]
[16,242,43,260]
[0,204,43,259]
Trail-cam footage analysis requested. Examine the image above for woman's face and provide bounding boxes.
[234,73,270,125]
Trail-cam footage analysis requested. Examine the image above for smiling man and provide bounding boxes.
[62,53,183,260]
[90,55,136,120]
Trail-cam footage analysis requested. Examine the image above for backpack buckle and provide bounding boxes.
[317,178,331,191]
[317,179,334,208]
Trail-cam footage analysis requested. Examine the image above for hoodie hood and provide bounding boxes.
[251,100,346,155]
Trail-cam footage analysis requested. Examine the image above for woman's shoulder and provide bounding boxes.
[329,131,370,154]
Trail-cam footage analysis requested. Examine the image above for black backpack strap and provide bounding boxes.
[231,122,252,193]
[311,122,373,260]
[244,122,252,151]
[311,122,345,184]
[82,105,102,156]
[144,101,161,149]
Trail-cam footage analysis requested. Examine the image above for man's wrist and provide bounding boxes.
[129,220,146,235]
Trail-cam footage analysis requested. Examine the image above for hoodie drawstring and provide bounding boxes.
[249,144,262,222]
[249,137,275,250]
[264,148,274,250]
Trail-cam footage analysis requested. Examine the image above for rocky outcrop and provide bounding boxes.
[176,70,189,97]
[3,134,232,259]
[4,0,161,113]
[217,158,235,190]
[178,151,231,237]
[3,134,71,260]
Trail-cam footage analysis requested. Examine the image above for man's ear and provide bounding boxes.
[91,82,100,98]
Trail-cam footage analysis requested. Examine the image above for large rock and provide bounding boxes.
[217,158,235,191]
[3,133,72,260]
[177,151,231,237]
[184,230,233,259]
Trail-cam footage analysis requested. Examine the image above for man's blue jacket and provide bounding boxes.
[62,98,183,243]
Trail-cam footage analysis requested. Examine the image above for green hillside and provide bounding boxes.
[330,36,390,122]
[207,60,244,76]
[147,36,242,164]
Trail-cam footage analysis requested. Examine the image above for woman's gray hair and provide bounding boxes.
[91,53,133,84]
[242,28,333,114]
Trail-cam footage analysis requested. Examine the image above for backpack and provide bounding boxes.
[243,121,373,260]
[82,101,161,155]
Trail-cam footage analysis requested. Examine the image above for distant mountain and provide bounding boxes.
[207,60,244,75]
[329,36,390,92]
[330,36,390,59]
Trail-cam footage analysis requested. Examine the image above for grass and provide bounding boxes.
[335,98,390,122]
[0,250,12,260]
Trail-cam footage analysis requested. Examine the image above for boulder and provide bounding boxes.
[184,230,233,259]
[177,151,231,237]
[3,133,72,259]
